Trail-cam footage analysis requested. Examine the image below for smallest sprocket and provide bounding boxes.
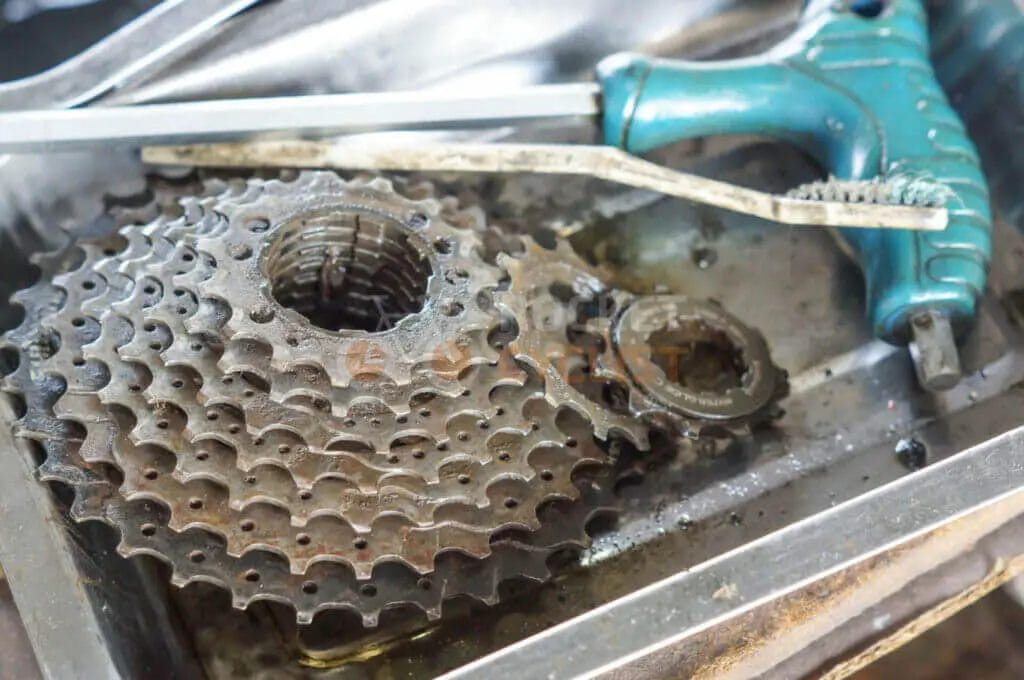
[584,294,788,440]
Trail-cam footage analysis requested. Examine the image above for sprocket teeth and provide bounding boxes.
[496,235,786,449]
[497,238,651,450]
[0,171,642,625]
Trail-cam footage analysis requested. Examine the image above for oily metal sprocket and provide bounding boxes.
[500,236,787,441]
[0,171,630,625]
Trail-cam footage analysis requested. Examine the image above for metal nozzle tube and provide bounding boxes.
[908,309,962,391]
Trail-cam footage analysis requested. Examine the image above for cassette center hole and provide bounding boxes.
[265,210,431,332]
[648,320,747,393]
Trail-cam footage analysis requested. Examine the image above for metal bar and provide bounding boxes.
[143,140,947,231]
[0,0,262,110]
[0,84,601,152]
[441,425,1024,679]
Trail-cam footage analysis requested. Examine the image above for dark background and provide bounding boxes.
[0,0,156,81]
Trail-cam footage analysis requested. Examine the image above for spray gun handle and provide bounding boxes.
[597,0,990,388]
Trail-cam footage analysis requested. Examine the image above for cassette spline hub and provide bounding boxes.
[1,172,628,625]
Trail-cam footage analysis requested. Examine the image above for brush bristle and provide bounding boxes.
[787,174,953,207]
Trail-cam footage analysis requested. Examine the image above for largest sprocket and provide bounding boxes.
[1,171,634,625]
